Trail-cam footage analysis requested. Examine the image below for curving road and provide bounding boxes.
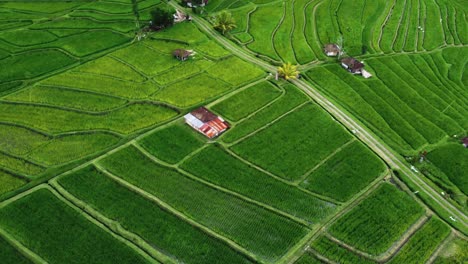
[169,1,468,232]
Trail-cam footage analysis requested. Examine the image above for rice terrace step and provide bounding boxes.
[0,0,466,263]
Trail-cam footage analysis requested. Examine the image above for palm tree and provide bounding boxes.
[278,63,300,80]
[213,11,237,35]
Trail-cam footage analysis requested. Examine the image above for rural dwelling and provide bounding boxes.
[173,10,190,23]
[184,107,229,138]
[462,137,468,148]
[324,44,341,57]
[341,57,373,78]
[173,49,193,61]
[183,0,208,7]
[341,57,364,74]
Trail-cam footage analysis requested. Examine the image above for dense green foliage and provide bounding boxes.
[232,103,352,181]
[0,171,26,196]
[138,122,206,164]
[300,141,386,201]
[0,188,150,264]
[98,146,309,261]
[389,217,450,264]
[434,237,468,264]
[427,143,468,195]
[329,183,425,255]
[294,253,324,264]
[181,144,336,223]
[211,81,281,122]
[311,236,376,264]
[222,84,308,143]
[58,166,253,264]
[0,236,32,264]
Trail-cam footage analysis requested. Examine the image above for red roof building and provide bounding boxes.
[184,107,229,138]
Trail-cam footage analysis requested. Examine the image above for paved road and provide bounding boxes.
[170,2,468,231]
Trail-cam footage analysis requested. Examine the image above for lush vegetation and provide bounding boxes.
[310,235,376,264]
[388,217,450,264]
[181,144,336,223]
[300,141,386,202]
[329,183,425,255]
[434,237,468,264]
[98,146,309,262]
[232,103,352,181]
[0,188,150,264]
[221,84,308,144]
[0,0,463,262]
[0,236,31,264]
[210,81,281,122]
[138,121,206,164]
[58,166,253,264]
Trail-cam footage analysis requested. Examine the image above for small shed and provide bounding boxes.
[341,57,365,74]
[462,137,468,148]
[184,107,229,138]
[173,10,188,23]
[183,0,208,7]
[324,44,341,57]
[173,49,193,61]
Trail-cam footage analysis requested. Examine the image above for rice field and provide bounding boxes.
[0,0,463,262]
[328,183,425,255]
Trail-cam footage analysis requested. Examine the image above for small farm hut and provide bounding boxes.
[324,44,341,57]
[341,57,364,74]
[183,0,208,7]
[173,10,189,23]
[184,107,229,138]
[462,137,468,148]
[173,49,193,61]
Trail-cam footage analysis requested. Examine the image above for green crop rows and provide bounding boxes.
[0,0,464,263]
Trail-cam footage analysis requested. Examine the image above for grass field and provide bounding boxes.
[0,170,26,196]
[211,0,465,63]
[98,145,309,262]
[181,144,337,224]
[221,84,308,144]
[0,188,150,264]
[58,166,254,264]
[0,0,463,262]
[426,143,468,195]
[138,121,206,164]
[0,235,32,264]
[329,183,425,255]
[232,103,352,181]
[388,217,450,264]
[300,141,386,202]
[210,81,282,122]
[310,235,376,264]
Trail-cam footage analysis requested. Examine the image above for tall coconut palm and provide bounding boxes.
[278,63,300,80]
[213,11,237,35]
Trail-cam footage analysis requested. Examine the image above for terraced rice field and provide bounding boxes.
[0,0,465,263]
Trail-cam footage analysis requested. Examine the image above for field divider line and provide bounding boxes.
[426,230,455,264]
[306,248,336,264]
[132,142,313,227]
[293,138,356,185]
[293,77,468,226]
[286,179,388,264]
[0,227,47,264]
[47,179,175,264]
[205,76,270,109]
[225,101,309,147]
[219,83,286,128]
[221,144,342,205]
[91,163,262,264]
[376,214,431,262]
[174,144,211,167]
[43,184,160,264]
